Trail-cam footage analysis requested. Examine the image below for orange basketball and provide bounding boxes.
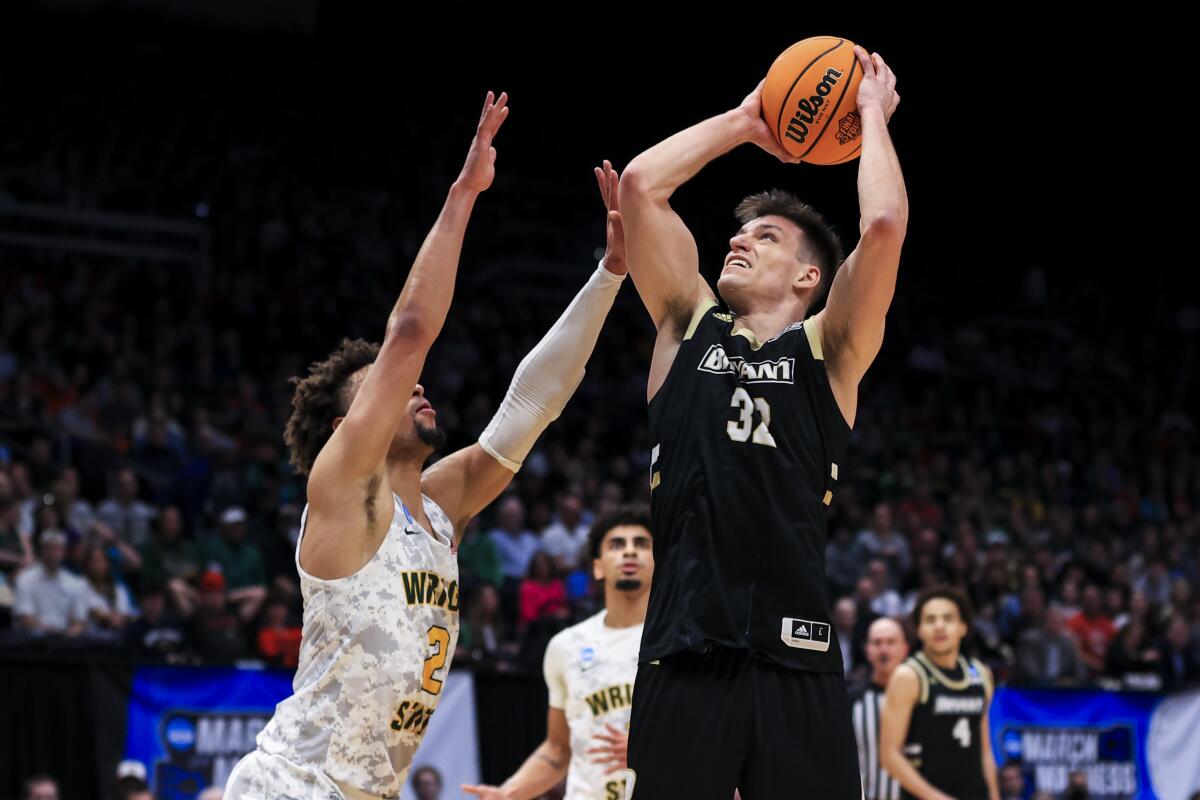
[761,36,864,165]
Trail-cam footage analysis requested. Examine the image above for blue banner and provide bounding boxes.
[124,665,295,800]
[990,687,1165,800]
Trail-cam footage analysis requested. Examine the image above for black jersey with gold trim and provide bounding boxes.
[641,299,851,672]
[899,652,991,800]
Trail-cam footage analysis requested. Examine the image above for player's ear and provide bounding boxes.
[332,416,345,432]
[794,262,820,291]
[592,557,605,582]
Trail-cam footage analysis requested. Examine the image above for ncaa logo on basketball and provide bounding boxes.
[836,111,862,144]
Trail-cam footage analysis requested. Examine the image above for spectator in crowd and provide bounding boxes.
[458,584,513,668]
[96,468,157,550]
[539,491,590,574]
[257,596,302,668]
[857,503,912,583]
[1105,618,1161,685]
[487,495,539,618]
[833,596,862,677]
[1014,605,1084,685]
[517,551,567,631]
[259,503,302,606]
[190,570,246,662]
[113,761,149,800]
[79,540,137,638]
[0,493,33,578]
[458,518,503,592]
[13,529,89,636]
[826,526,862,599]
[1064,769,1090,800]
[49,468,96,538]
[125,582,189,661]
[140,505,200,617]
[21,774,59,800]
[488,495,540,583]
[1159,614,1200,690]
[203,506,267,623]
[999,762,1028,800]
[867,559,904,618]
[1067,583,1117,676]
[411,765,443,800]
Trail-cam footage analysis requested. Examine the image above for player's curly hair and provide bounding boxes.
[735,189,845,304]
[284,338,380,475]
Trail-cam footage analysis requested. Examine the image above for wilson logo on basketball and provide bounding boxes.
[784,68,843,145]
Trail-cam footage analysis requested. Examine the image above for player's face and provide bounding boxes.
[593,524,654,591]
[399,383,446,452]
[917,598,967,658]
[337,368,446,458]
[716,215,819,313]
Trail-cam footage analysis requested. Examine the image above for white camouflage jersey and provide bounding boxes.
[543,611,642,800]
[255,493,459,798]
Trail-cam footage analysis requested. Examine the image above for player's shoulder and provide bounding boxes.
[893,658,922,682]
[966,657,994,696]
[547,609,606,652]
[888,659,925,701]
[681,296,729,341]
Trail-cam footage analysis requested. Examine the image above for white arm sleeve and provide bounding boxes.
[479,261,625,472]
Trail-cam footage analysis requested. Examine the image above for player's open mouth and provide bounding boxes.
[724,256,752,270]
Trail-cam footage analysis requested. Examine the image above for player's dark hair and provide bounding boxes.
[587,505,652,560]
[735,189,845,304]
[284,338,380,475]
[912,585,973,630]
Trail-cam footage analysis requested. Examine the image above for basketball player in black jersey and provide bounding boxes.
[880,587,1000,800]
[617,46,905,798]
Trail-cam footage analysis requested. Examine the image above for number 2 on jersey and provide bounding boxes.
[726,387,777,447]
[422,625,450,694]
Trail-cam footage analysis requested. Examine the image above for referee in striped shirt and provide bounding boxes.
[851,616,910,800]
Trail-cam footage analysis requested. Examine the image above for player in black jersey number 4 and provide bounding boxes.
[617,46,906,799]
[880,587,1000,800]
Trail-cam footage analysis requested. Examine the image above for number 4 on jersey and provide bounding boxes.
[952,716,971,748]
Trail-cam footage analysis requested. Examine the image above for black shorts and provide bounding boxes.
[626,646,861,799]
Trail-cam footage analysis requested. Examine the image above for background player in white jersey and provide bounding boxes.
[462,505,653,800]
[226,94,632,799]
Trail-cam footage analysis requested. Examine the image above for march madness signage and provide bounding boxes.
[122,664,482,800]
[123,665,294,800]
[989,687,1200,800]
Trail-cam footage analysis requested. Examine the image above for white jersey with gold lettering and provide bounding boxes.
[543,611,642,800]
[237,493,459,799]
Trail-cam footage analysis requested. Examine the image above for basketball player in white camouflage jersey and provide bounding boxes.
[462,504,653,800]
[225,92,632,799]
